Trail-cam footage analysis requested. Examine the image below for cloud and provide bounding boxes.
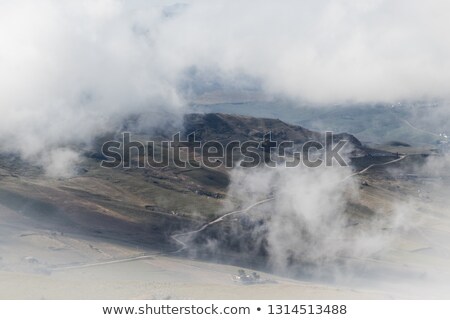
[157,0,450,103]
[219,154,450,291]
[0,0,185,172]
[43,148,81,178]
[1,1,448,295]
[1,0,450,175]
[224,164,401,278]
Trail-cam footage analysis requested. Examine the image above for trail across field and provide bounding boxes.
[53,155,407,270]
[171,155,407,251]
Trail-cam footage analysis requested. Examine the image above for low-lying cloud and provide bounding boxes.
[223,164,401,278]
[1,0,450,175]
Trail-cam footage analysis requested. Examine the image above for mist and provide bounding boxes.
[2,1,450,301]
[224,164,396,278]
[0,0,185,175]
[190,149,448,297]
[2,0,450,176]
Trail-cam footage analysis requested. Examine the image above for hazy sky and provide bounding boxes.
[1,0,449,173]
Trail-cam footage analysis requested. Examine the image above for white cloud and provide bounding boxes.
[43,148,81,178]
[1,0,450,174]
[0,0,184,168]
[225,164,398,277]
[157,0,450,103]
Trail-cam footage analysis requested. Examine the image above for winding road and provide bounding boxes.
[341,155,406,182]
[170,154,408,252]
[53,154,407,271]
[170,197,275,253]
